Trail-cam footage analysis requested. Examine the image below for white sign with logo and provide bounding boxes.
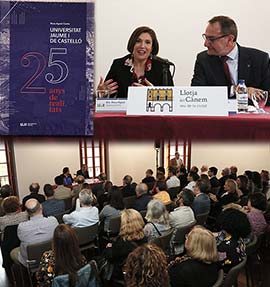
[127,86,228,116]
[96,98,127,112]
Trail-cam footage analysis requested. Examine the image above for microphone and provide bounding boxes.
[153,56,174,66]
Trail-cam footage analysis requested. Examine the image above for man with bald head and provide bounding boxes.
[132,183,152,212]
[10,198,58,267]
[22,182,45,210]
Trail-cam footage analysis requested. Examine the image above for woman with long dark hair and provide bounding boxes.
[36,224,87,287]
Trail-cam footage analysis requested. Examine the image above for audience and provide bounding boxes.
[0,196,28,237]
[208,166,220,189]
[125,244,169,287]
[132,183,152,212]
[36,224,88,287]
[219,167,230,193]
[169,189,196,229]
[153,180,171,205]
[177,166,188,190]
[261,170,270,194]
[10,198,58,267]
[99,186,124,232]
[166,166,180,189]
[0,184,13,216]
[71,175,85,198]
[192,179,211,216]
[230,166,238,180]
[141,169,156,191]
[156,166,166,181]
[185,171,199,192]
[42,184,65,217]
[22,183,45,210]
[200,164,208,176]
[169,226,219,287]
[54,175,72,200]
[63,189,98,228]
[144,199,171,241]
[252,171,263,193]
[122,175,136,197]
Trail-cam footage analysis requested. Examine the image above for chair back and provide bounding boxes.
[52,262,99,287]
[151,229,174,255]
[107,215,121,236]
[123,195,137,209]
[63,197,73,210]
[212,269,224,287]
[74,223,98,251]
[195,211,209,225]
[1,224,20,269]
[222,256,247,287]
[245,234,259,256]
[139,209,147,219]
[166,201,175,212]
[26,240,52,273]
[168,186,181,200]
[211,186,220,195]
[54,209,71,224]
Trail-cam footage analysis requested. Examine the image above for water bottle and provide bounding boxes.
[236,79,248,113]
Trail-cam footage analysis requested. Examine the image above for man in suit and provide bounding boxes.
[191,15,270,102]
[192,179,210,216]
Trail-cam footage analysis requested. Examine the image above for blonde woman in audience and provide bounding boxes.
[104,209,147,282]
[169,226,219,287]
[144,199,171,241]
[125,244,169,287]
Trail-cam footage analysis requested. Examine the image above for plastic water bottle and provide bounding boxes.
[236,79,248,113]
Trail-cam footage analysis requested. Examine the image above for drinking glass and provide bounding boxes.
[251,91,268,113]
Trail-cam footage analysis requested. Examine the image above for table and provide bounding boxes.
[93,112,270,140]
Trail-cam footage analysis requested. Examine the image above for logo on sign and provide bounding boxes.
[146,88,173,112]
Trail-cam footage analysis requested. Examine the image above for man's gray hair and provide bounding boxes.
[79,189,94,206]
[136,183,148,196]
[145,199,169,225]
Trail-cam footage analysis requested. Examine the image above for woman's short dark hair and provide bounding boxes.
[53,224,85,287]
[3,196,20,213]
[218,208,251,239]
[127,26,159,56]
[108,187,124,210]
[248,192,267,211]
[0,184,13,198]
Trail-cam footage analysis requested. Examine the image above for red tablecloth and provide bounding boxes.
[93,112,270,140]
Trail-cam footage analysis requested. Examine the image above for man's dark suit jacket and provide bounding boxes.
[191,44,270,103]
[132,194,152,212]
[105,54,174,98]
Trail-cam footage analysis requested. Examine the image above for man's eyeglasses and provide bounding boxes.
[202,34,228,42]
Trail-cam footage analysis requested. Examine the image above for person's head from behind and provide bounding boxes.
[0,184,13,198]
[248,192,267,212]
[252,171,262,189]
[43,184,54,198]
[156,180,167,192]
[123,175,132,186]
[204,16,237,56]
[187,171,200,182]
[29,183,40,194]
[75,175,85,185]
[54,175,64,186]
[177,188,194,207]
[125,244,169,287]
[230,166,238,175]
[108,187,124,210]
[168,166,177,177]
[127,26,159,63]
[25,198,42,217]
[218,208,251,239]
[3,196,21,214]
[261,170,269,182]
[145,169,153,177]
[53,224,84,284]
[200,165,208,173]
[79,189,94,207]
[208,166,218,177]
[185,226,219,263]
[135,183,148,197]
[145,199,169,225]
[224,179,237,193]
[222,167,230,176]
[190,166,199,174]
[120,209,145,241]
[194,178,210,195]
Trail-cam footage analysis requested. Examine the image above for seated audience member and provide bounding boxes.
[125,244,169,287]
[132,183,152,212]
[71,175,85,198]
[252,171,263,193]
[177,166,188,190]
[142,169,156,191]
[91,173,107,197]
[76,164,90,179]
[169,189,196,229]
[166,166,180,189]
[99,187,124,232]
[0,196,28,237]
[60,167,74,187]
[122,175,136,197]
[42,184,65,217]
[216,208,251,273]
[261,170,270,194]
[245,170,255,193]
[97,181,113,211]
[104,209,147,281]
[169,226,219,287]
[200,165,208,175]
[192,179,211,216]
[10,199,58,267]
[185,171,200,192]
[36,224,88,287]
[208,166,220,189]
[22,183,45,210]
[63,189,98,228]
[144,199,171,241]
[97,26,173,98]
[153,181,171,205]
[190,166,199,174]
[54,175,72,200]
[0,184,13,216]
[230,166,238,180]
[156,166,166,181]
[169,151,183,169]
[236,175,249,206]
[243,192,268,236]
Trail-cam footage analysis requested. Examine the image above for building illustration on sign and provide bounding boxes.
[146,88,173,112]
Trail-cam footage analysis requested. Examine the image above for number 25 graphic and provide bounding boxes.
[20,48,69,94]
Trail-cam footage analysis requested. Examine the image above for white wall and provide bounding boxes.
[13,138,80,199]
[95,0,270,87]
[191,142,270,177]
[108,141,156,185]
